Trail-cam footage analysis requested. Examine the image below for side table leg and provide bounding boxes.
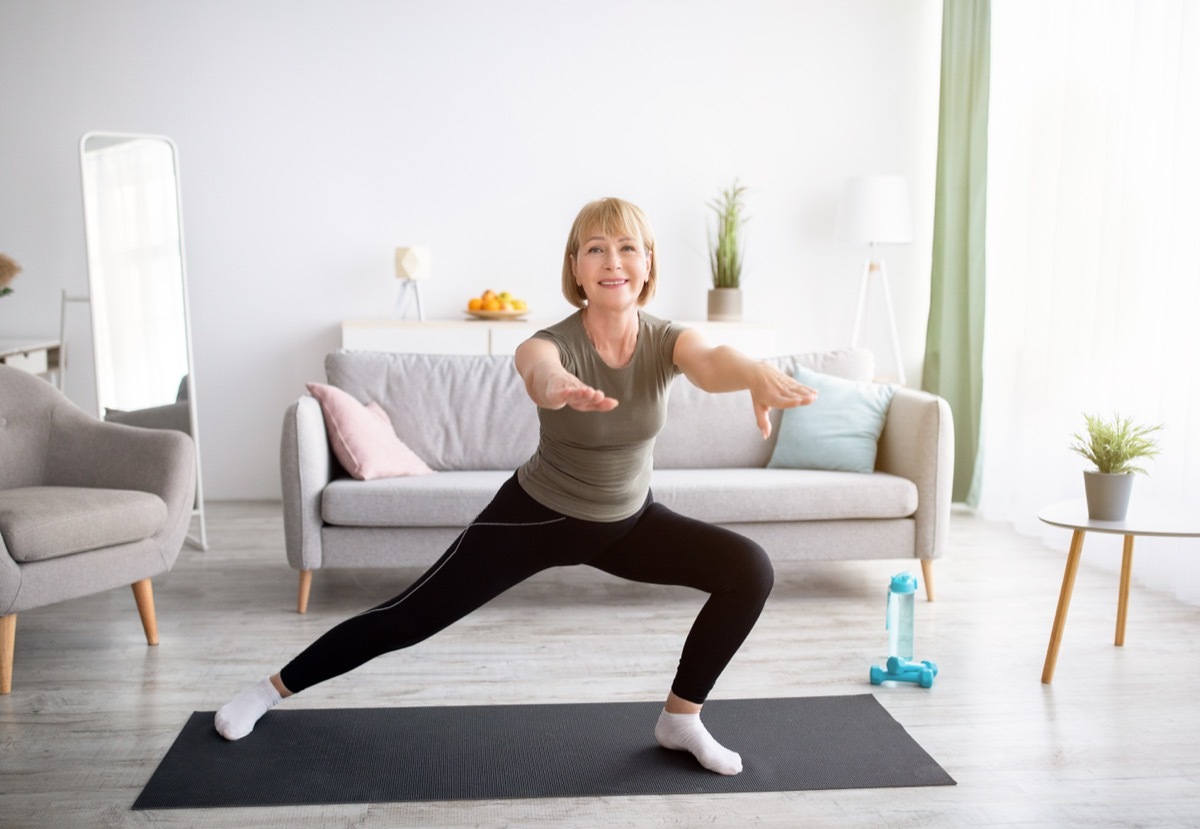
[1115,534,1134,646]
[1043,529,1086,684]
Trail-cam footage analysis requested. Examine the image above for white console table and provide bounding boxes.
[341,319,779,358]
[0,338,61,386]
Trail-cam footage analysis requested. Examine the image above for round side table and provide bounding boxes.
[1037,499,1200,684]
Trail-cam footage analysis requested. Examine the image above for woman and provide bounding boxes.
[215,197,817,775]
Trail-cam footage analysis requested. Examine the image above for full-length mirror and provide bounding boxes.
[80,132,207,549]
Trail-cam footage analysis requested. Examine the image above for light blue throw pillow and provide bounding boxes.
[767,366,897,474]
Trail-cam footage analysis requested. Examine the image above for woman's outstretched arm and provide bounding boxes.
[672,328,818,439]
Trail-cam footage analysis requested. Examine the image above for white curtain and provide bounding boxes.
[980,1,1200,602]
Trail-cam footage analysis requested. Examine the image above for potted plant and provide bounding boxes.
[0,253,19,299]
[1069,413,1162,520]
[707,180,747,321]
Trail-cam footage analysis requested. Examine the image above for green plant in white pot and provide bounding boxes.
[1069,413,1162,520]
[707,180,747,321]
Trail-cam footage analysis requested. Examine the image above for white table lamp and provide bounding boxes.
[835,175,913,385]
[393,246,430,320]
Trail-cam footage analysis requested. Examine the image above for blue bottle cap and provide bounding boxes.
[889,572,918,594]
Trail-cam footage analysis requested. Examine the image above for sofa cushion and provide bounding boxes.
[322,471,515,527]
[306,382,434,480]
[321,467,917,529]
[327,352,539,472]
[0,486,168,562]
[650,469,917,523]
[768,368,897,474]
[325,349,875,474]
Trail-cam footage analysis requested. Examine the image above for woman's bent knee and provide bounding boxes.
[735,540,774,599]
[754,546,776,596]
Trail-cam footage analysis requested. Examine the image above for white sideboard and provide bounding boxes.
[341,319,779,358]
[0,338,61,385]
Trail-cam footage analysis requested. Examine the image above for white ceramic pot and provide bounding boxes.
[707,288,743,322]
[1083,471,1134,521]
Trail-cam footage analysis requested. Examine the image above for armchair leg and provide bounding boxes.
[298,570,313,614]
[0,614,14,695]
[920,559,935,602]
[131,579,159,645]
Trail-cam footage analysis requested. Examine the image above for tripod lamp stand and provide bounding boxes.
[835,175,913,385]
[393,246,430,320]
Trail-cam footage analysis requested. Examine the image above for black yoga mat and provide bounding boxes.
[134,695,954,809]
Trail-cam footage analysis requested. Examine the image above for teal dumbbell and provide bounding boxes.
[869,656,938,688]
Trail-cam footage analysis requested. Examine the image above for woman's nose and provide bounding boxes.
[605,249,622,268]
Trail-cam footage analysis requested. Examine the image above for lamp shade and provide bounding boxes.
[835,175,914,245]
[394,246,431,281]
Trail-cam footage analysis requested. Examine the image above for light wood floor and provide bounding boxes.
[2,502,1198,828]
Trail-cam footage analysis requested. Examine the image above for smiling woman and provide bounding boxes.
[560,198,658,311]
[216,195,819,778]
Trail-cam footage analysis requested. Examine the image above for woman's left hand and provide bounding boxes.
[749,365,818,439]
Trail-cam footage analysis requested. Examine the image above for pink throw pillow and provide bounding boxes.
[305,382,434,480]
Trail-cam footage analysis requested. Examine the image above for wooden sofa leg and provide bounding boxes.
[920,559,935,602]
[0,614,15,695]
[298,570,313,614]
[131,579,159,645]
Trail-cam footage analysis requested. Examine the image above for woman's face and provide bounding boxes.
[571,229,651,311]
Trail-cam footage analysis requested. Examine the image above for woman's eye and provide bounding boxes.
[587,246,603,254]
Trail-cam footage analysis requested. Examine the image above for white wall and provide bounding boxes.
[0,0,942,499]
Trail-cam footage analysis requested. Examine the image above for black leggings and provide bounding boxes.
[279,475,774,704]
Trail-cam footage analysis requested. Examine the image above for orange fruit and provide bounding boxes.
[468,297,484,311]
[481,289,497,302]
[482,298,502,311]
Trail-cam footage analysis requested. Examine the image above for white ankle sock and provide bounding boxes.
[214,677,282,740]
[654,709,743,775]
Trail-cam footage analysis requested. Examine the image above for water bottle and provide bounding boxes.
[886,572,918,661]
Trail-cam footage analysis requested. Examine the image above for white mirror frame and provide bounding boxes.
[79,131,207,550]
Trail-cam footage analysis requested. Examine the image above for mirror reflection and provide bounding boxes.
[80,132,207,549]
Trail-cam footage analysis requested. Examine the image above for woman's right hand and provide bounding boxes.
[516,337,618,412]
[544,373,619,412]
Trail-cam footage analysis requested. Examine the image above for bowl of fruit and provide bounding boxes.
[466,290,528,320]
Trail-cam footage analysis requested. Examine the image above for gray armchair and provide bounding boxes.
[0,366,196,694]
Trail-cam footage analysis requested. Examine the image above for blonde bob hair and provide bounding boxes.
[561,197,658,308]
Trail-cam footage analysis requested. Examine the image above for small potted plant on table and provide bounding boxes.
[1069,413,1163,521]
[707,180,747,321]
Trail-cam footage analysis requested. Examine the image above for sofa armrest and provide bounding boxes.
[44,408,197,564]
[875,388,955,560]
[280,396,333,572]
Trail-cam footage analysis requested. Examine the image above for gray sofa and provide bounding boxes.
[281,348,954,613]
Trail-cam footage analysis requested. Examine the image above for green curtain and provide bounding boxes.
[923,0,990,505]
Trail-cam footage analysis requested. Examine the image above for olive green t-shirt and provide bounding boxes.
[517,310,684,522]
